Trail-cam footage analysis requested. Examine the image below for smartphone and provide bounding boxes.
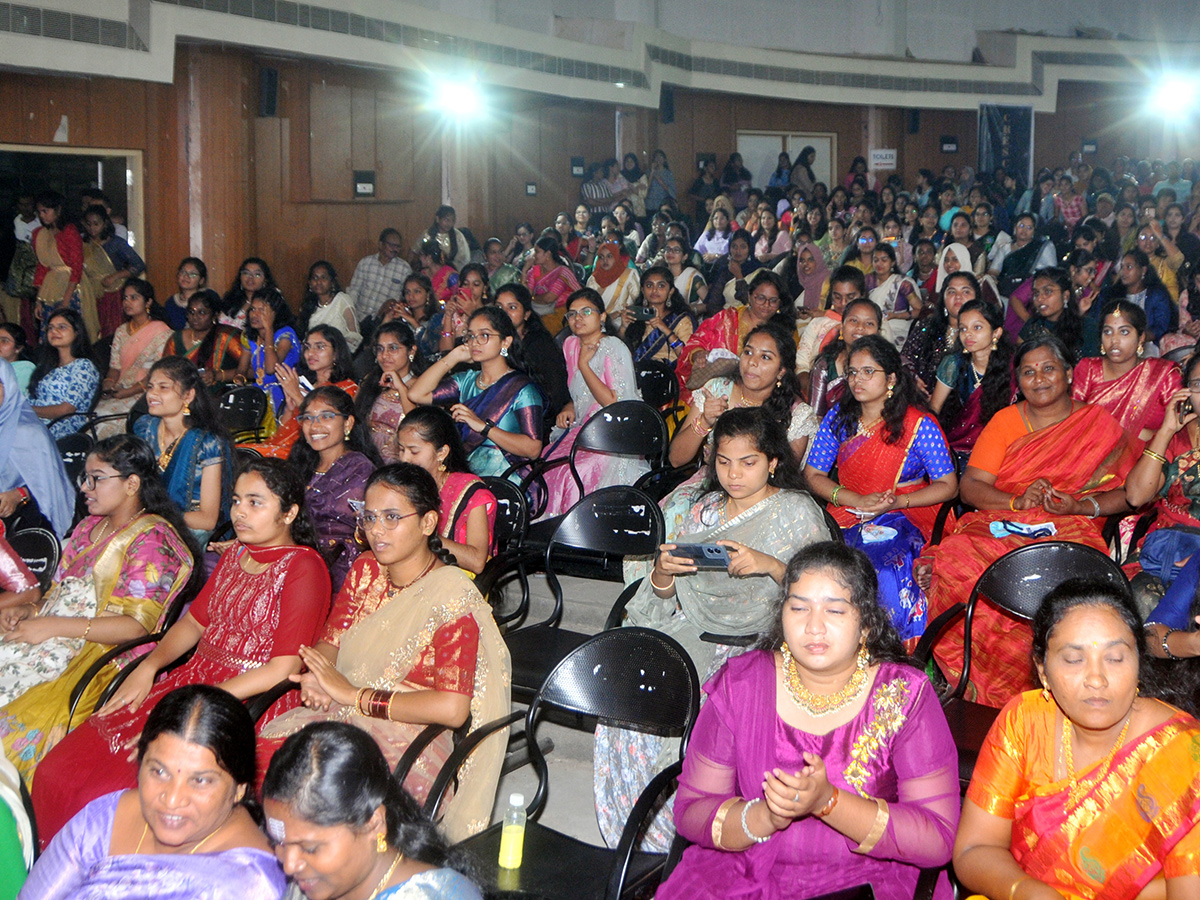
[632,306,655,321]
[1179,398,1194,417]
[668,543,732,570]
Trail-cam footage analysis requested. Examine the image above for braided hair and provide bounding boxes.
[364,463,457,566]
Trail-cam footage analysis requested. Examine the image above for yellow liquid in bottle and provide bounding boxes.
[498,822,524,868]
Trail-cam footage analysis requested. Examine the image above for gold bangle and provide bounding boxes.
[1009,876,1032,900]
[385,690,397,721]
[815,786,840,818]
[355,687,370,715]
[80,618,93,640]
[1009,494,1018,512]
[1142,448,1168,465]
[831,485,843,507]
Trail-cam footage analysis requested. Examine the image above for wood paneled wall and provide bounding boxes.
[0,46,1170,317]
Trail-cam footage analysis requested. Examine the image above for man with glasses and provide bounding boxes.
[796,266,869,396]
[347,227,412,344]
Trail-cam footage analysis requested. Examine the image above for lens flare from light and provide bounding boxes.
[1150,76,1197,117]
[430,75,484,118]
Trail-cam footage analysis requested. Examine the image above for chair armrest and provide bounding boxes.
[912,865,944,900]
[244,678,298,723]
[698,632,757,647]
[67,631,163,730]
[423,710,523,822]
[929,499,957,547]
[909,603,965,669]
[605,759,683,900]
[603,578,644,631]
[393,722,451,783]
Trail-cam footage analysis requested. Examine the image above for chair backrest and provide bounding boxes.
[956,541,1128,699]
[218,386,268,438]
[636,359,680,411]
[124,395,150,434]
[634,462,701,504]
[1164,344,1194,365]
[549,485,663,559]
[8,527,61,594]
[569,400,668,496]
[525,626,700,817]
[56,432,94,485]
[481,476,528,556]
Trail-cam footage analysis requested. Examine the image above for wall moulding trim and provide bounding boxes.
[3,0,1197,114]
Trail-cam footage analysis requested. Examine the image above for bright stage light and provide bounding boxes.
[429,74,484,118]
[1150,75,1198,116]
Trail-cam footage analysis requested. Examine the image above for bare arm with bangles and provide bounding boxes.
[803,466,958,516]
[669,388,727,467]
[294,644,470,728]
[960,466,1129,518]
[1127,388,1191,508]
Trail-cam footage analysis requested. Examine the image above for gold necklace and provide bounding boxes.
[365,851,404,900]
[1063,711,1131,806]
[134,818,226,855]
[92,508,146,546]
[388,555,438,596]
[158,428,189,472]
[856,416,883,437]
[779,642,869,717]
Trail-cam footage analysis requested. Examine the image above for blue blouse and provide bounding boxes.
[244,326,300,415]
[32,358,100,438]
[807,408,955,484]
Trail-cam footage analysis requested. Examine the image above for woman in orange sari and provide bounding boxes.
[919,335,1135,708]
[804,334,958,642]
[954,580,1200,900]
[1071,299,1180,449]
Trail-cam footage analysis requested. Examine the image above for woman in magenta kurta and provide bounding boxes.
[657,542,959,900]
[32,459,331,845]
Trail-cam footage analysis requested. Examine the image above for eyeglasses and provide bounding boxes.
[1188,379,1200,392]
[663,246,683,254]
[749,293,781,306]
[463,331,495,345]
[845,366,882,381]
[355,509,419,530]
[301,341,329,352]
[179,270,201,278]
[375,342,406,354]
[77,472,128,490]
[240,269,265,278]
[297,411,345,425]
[46,322,73,333]
[565,308,597,320]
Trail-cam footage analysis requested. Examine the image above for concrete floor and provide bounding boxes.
[485,572,622,846]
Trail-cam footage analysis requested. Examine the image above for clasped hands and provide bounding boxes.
[1012,478,1088,515]
[760,753,836,832]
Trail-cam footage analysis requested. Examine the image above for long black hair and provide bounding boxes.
[287,385,381,483]
[90,434,204,598]
[403,273,439,323]
[459,262,492,305]
[295,260,345,337]
[396,405,471,474]
[29,307,94,397]
[534,234,572,269]
[221,257,282,319]
[242,286,296,345]
[139,684,259,808]
[467,306,529,377]
[950,298,1014,429]
[263,721,468,872]
[623,265,692,351]
[702,407,806,494]
[755,542,915,668]
[235,457,321,552]
[354,321,419,425]
[364,463,456,566]
[833,334,925,445]
[424,205,460,267]
[1031,267,1084,362]
[298,325,355,386]
[493,283,552,342]
[181,290,226,374]
[145,357,229,441]
[816,298,881,366]
[738,321,800,430]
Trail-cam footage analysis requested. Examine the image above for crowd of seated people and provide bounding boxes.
[1,153,1200,898]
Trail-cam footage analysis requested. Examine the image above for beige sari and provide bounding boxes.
[79,242,114,340]
[258,560,511,841]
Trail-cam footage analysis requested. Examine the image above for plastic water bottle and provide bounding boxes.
[497,792,526,869]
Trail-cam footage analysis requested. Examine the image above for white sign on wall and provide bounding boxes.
[870,148,897,170]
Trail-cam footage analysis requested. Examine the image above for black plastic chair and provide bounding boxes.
[124,395,150,434]
[636,359,686,429]
[426,627,701,900]
[54,432,94,486]
[912,541,1128,788]
[633,461,700,504]
[8,527,60,594]
[520,400,668,522]
[475,476,530,624]
[503,486,663,702]
[218,385,269,442]
[1164,344,1194,365]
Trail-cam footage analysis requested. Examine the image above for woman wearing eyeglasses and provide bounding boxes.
[255,463,510,841]
[408,307,545,479]
[537,289,644,518]
[288,386,380,594]
[32,458,330,844]
[663,235,708,316]
[0,435,196,783]
[804,335,958,644]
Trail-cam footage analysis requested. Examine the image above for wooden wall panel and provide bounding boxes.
[310,83,354,200]
[374,93,416,201]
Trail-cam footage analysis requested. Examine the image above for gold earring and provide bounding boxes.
[1137,344,1145,358]
[376,833,387,853]
[344,429,351,438]
[438,461,447,473]
[1041,686,1051,702]
[183,405,191,417]
[775,378,782,389]
[856,641,869,670]
[990,335,998,351]
[886,385,894,400]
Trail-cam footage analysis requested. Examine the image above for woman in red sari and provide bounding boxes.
[804,335,958,642]
[31,458,331,845]
[918,336,1135,708]
[955,580,1200,900]
[1071,299,1180,449]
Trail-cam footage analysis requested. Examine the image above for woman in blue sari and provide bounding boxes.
[234,293,299,417]
[0,359,75,539]
[133,357,232,545]
[407,306,545,478]
[620,265,696,364]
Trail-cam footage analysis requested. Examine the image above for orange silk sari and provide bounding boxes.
[969,692,1200,899]
[924,404,1135,707]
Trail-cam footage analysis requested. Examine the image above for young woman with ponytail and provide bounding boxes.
[255,463,511,842]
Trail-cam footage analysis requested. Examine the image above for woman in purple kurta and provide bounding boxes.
[287,385,380,595]
[657,542,960,900]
